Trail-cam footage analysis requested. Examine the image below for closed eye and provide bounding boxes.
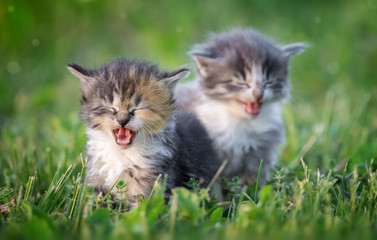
[263,81,274,87]
[133,106,149,113]
[264,81,285,91]
[218,80,233,84]
[92,106,117,116]
[107,107,117,114]
[219,80,248,88]
[236,82,249,87]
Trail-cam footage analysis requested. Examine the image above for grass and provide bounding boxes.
[1,0,377,239]
[1,86,377,240]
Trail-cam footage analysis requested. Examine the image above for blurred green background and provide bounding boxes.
[1,0,376,169]
[1,2,377,237]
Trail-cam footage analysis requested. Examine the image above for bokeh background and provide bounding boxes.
[1,0,376,172]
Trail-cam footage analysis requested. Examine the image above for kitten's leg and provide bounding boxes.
[241,146,278,186]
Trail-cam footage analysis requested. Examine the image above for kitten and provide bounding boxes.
[175,28,307,184]
[67,58,218,208]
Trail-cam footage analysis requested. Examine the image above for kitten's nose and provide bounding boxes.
[253,88,263,101]
[117,114,131,127]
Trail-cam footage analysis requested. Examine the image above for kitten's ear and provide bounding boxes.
[161,67,190,92]
[67,63,94,83]
[189,51,217,77]
[282,43,309,58]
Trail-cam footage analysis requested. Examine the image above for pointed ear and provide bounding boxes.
[67,63,94,82]
[189,51,218,77]
[67,63,96,98]
[161,67,190,92]
[282,43,309,58]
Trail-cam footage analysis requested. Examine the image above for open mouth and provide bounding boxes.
[238,100,262,116]
[113,128,136,146]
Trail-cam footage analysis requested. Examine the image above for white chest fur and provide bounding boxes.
[194,98,284,171]
[85,128,172,195]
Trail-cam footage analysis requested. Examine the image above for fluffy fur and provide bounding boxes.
[68,58,218,208]
[175,28,307,184]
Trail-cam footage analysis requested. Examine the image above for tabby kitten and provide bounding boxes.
[175,28,307,184]
[68,58,218,208]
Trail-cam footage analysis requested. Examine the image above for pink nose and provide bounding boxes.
[252,88,262,101]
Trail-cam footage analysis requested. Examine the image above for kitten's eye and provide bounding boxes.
[131,106,148,114]
[224,83,245,91]
[219,80,233,84]
[92,106,117,116]
[231,81,248,88]
[108,107,117,114]
[263,81,275,88]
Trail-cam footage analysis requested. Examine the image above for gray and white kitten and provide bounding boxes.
[68,58,218,208]
[176,28,307,184]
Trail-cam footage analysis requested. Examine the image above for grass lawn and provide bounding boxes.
[1,0,377,239]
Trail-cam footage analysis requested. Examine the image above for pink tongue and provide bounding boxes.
[245,102,260,115]
[117,128,132,145]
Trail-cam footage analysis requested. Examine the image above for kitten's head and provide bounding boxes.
[190,28,307,116]
[68,58,188,148]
